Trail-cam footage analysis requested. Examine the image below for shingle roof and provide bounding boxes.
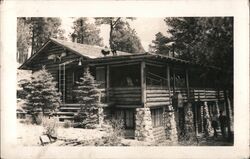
[50,38,132,58]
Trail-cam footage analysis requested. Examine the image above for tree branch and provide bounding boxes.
[112,17,121,28]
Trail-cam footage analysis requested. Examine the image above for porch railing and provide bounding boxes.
[109,87,141,108]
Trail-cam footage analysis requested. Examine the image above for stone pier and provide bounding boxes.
[135,108,155,143]
[163,110,178,143]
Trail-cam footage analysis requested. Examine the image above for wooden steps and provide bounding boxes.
[57,104,81,122]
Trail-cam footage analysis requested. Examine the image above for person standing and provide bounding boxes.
[211,115,219,138]
[219,110,228,139]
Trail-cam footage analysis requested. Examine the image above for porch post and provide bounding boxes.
[173,70,176,94]
[166,64,171,97]
[106,65,110,103]
[166,64,172,110]
[141,61,146,107]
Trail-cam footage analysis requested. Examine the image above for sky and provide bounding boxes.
[61,17,168,52]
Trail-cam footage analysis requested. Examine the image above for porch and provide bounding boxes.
[55,59,225,139]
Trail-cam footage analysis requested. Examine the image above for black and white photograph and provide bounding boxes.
[16,16,234,147]
[1,1,249,159]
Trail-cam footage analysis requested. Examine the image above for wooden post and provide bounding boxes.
[173,70,176,94]
[194,103,198,135]
[106,65,110,103]
[141,61,146,107]
[166,64,171,105]
[224,90,233,140]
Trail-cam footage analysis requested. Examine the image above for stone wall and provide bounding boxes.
[203,102,213,137]
[183,103,196,140]
[163,110,178,143]
[135,108,155,143]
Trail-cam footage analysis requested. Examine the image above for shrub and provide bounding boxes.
[99,117,125,146]
[63,120,71,128]
[42,117,58,138]
[35,113,43,125]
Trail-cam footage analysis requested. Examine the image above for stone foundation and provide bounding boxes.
[163,110,178,143]
[203,102,213,137]
[135,108,155,143]
[183,103,196,140]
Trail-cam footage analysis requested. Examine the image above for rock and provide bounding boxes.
[40,135,51,146]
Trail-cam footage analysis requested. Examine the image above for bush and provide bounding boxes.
[63,120,71,128]
[42,117,58,138]
[35,114,43,125]
[99,118,125,146]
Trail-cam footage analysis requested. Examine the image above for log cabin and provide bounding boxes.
[19,38,230,140]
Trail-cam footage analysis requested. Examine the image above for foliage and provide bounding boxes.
[148,32,172,55]
[73,67,103,129]
[112,23,145,53]
[63,120,72,128]
[95,17,144,53]
[97,118,124,146]
[17,17,65,63]
[42,116,58,138]
[71,17,103,46]
[17,18,31,63]
[22,67,61,119]
[150,17,233,71]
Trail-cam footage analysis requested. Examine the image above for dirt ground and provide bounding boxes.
[16,120,107,146]
[16,120,233,146]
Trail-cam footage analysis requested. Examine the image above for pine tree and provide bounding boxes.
[24,67,61,118]
[71,18,103,46]
[73,67,103,129]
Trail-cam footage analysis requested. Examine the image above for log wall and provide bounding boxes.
[146,87,224,108]
[109,87,142,108]
[29,42,82,80]
[146,87,171,107]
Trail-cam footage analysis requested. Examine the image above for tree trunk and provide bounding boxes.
[109,20,113,50]
[31,23,35,55]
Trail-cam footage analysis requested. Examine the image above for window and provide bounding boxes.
[151,108,163,127]
[170,69,186,88]
[116,109,135,129]
[146,65,167,87]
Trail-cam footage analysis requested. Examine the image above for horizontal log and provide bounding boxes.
[115,104,142,108]
[113,101,141,105]
[110,87,141,91]
[147,97,169,102]
[111,94,141,98]
[60,107,81,110]
[110,97,141,102]
[60,103,81,107]
[111,91,141,95]
[146,93,170,97]
[146,90,169,93]
[146,87,168,90]
[147,102,170,107]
